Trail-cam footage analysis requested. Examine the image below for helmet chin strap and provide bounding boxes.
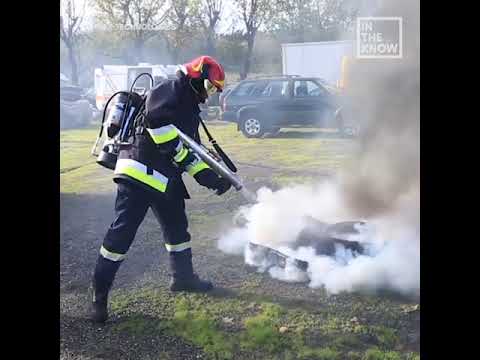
[189,78,200,95]
[189,78,207,103]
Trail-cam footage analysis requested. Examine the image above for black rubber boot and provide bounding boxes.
[169,273,214,292]
[90,255,121,323]
[169,249,213,292]
[91,294,108,324]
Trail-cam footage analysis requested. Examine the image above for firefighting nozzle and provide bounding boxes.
[91,73,153,170]
[174,126,257,203]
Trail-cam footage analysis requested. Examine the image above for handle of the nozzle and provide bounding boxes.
[91,137,101,156]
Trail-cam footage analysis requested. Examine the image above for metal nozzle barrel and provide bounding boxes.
[175,126,244,191]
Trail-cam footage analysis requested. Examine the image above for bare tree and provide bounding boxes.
[94,0,170,63]
[163,0,199,63]
[318,0,358,34]
[272,0,312,42]
[196,0,222,56]
[269,0,357,43]
[233,0,271,79]
[60,0,86,85]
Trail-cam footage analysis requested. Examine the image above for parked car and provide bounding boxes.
[221,76,357,138]
[219,84,235,108]
[199,91,224,121]
[60,74,93,129]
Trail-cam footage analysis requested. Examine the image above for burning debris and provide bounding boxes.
[244,217,368,274]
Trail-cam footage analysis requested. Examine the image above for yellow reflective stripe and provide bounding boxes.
[187,160,210,176]
[165,242,191,252]
[100,246,126,262]
[121,167,167,192]
[174,147,189,163]
[115,159,168,192]
[146,125,178,144]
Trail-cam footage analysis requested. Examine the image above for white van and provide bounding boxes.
[94,64,181,110]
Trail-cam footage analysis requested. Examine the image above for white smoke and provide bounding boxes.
[218,181,419,297]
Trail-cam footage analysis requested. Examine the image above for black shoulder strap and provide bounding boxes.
[198,116,238,173]
[198,116,214,142]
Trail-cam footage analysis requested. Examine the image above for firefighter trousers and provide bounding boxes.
[93,180,194,301]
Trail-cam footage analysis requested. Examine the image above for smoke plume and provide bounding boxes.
[218,0,419,297]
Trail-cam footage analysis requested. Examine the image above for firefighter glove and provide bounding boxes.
[194,169,231,195]
[214,177,232,196]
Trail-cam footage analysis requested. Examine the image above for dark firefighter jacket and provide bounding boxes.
[113,71,210,200]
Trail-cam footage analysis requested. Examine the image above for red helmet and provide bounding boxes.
[184,56,225,94]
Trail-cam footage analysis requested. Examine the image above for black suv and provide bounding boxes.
[221,76,354,138]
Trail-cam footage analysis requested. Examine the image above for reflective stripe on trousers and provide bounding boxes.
[165,241,191,252]
[100,245,126,261]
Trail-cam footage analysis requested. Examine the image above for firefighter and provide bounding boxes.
[91,56,231,323]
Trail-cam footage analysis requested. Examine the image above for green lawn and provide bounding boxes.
[60,122,354,193]
[60,126,114,193]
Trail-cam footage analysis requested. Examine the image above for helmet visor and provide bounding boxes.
[204,79,218,96]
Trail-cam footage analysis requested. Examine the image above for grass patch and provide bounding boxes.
[200,122,354,174]
[168,297,235,359]
[240,303,285,353]
[405,353,420,360]
[112,314,160,336]
[60,127,98,171]
[60,127,114,194]
[362,348,402,360]
[60,122,354,195]
[373,326,399,349]
[296,347,341,360]
[60,123,353,177]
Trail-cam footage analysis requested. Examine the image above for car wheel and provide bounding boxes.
[241,116,265,138]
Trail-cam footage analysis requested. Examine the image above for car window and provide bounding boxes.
[294,80,327,97]
[260,80,289,97]
[251,82,268,96]
[232,82,256,97]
